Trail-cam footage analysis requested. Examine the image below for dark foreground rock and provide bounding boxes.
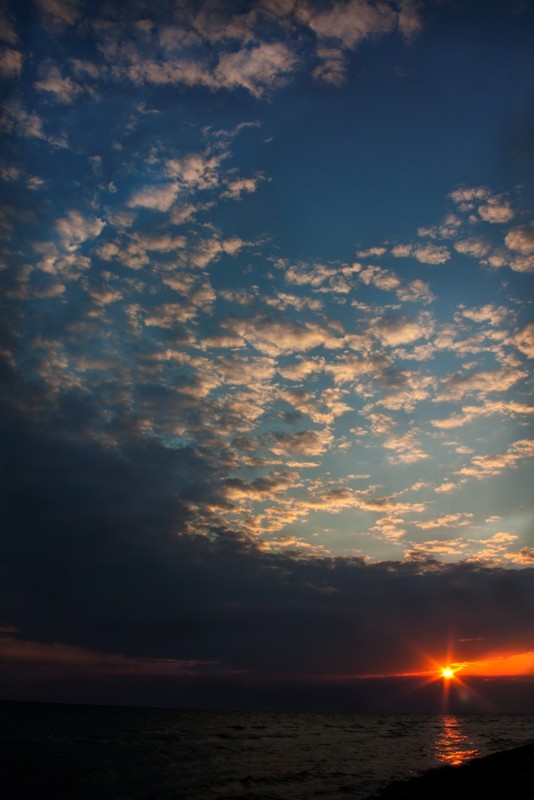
[365,742,534,800]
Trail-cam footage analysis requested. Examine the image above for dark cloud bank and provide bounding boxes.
[1,374,533,712]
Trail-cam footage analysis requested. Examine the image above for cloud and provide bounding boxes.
[223,469,299,502]
[418,213,462,240]
[127,182,181,212]
[449,186,515,223]
[214,42,297,96]
[221,176,259,199]
[449,186,490,209]
[0,99,67,147]
[36,0,83,29]
[165,152,225,189]
[406,538,469,557]
[0,11,18,45]
[356,246,387,258]
[505,547,534,566]
[415,512,474,530]
[454,237,492,258]
[512,322,534,359]
[312,47,347,85]
[383,431,429,464]
[413,243,451,264]
[370,313,433,347]
[505,224,534,254]
[391,243,450,264]
[376,371,435,412]
[0,47,22,77]
[270,429,334,457]
[370,515,406,541]
[0,384,533,695]
[458,303,509,326]
[435,366,526,402]
[223,314,344,356]
[358,264,400,292]
[297,0,396,50]
[55,210,105,251]
[396,279,436,304]
[478,200,514,223]
[431,399,534,430]
[455,439,534,480]
[35,63,83,103]
[144,302,198,328]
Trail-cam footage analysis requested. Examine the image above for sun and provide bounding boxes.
[441,666,455,680]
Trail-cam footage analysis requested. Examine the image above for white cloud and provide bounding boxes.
[56,211,105,251]
[214,42,296,96]
[371,313,433,347]
[377,371,435,412]
[358,265,400,292]
[324,354,375,384]
[415,512,474,530]
[165,152,223,190]
[450,186,514,223]
[223,315,343,356]
[435,481,458,494]
[0,12,18,45]
[413,243,450,264]
[144,302,198,328]
[370,515,406,541]
[454,237,491,258]
[505,224,534,254]
[312,47,347,85]
[36,0,82,28]
[356,246,387,258]
[459,303,509,326]
[297,0,396,50]
[449,186,490,207]
[431,399,534,430]
[512,322,534,358]
[384,431,428,464]
[391,242,450,264]
[270,429,334,457]
[478,199,514,223]
[396,279,435,304]
[35,63,83,103]
[127,182,180,212]
[455,439,534,480]
[390,244,412,257]
[436,366,526,402]
[221,176,259,199]
[0,47,22,77]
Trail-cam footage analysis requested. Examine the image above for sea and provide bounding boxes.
[2,703,534,799]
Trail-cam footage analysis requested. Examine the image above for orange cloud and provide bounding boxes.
[459,651,534,677]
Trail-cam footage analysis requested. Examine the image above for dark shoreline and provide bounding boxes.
[364,741,534,799]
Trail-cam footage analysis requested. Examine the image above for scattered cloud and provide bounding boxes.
[0,46,22,77]
[455,439,534,480]
[35,63,83,103]
[505,224,534,254]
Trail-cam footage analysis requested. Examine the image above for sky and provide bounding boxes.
[1,0,533,712]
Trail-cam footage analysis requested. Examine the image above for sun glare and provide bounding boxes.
[441,667,455,680]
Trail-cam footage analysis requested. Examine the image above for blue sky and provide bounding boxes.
[1,0,533,708]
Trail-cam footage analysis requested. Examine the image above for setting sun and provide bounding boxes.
[441,667,455,680]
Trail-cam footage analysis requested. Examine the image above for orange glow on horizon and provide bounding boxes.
[459,651,534,677]
[393,649,534,681]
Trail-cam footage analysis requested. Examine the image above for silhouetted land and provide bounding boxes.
[365,742,534,799]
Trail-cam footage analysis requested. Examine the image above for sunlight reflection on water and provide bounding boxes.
[433,715,480,766]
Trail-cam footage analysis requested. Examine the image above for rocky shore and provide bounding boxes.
[365,742,534,799]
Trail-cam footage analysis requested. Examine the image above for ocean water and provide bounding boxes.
[2,703,534,799]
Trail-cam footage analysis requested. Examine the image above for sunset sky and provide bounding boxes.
[1,0,533,711]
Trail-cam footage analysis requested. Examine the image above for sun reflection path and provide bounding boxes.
[433,715,480,767]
